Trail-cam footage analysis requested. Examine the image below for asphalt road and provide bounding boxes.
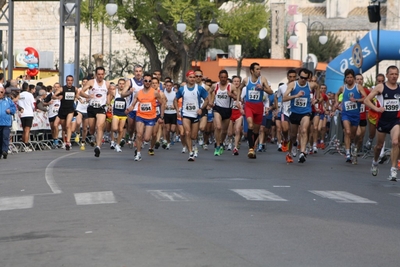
[0,142,399,267]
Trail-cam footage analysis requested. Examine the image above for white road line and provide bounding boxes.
[0,196,34,211]
[147,190,190,201]
[273,185,291,188]
[309,191,377,204]
[390,193,400,197]
[231,189,288,201]
[74,191,117,205]
[45,152,79,194]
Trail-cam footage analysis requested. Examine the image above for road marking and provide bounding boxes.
[74,191,117,205]
[231,189,288,201]
[309,191,377,204]
[390,193,400,197]
[147,190,190,201]
[273,185,291,188]
[45,152,79,194]
[0,196,34,211]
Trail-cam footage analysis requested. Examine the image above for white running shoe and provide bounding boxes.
[134,153,142,161]
[312,146,318,153]
[291,146,297,157]
[371,163,379,176]
[166,143,170,150]
[115,144,122,152]
[227,143,232,151]
[389,168,397,181]
[194,146,199,158]
[181,147,187,153]
[203,144,208,150]
[110,141,115,149]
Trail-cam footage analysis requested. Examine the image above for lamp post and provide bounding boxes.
[368,0,383,77]
[176,9,219,79]
[88,0,94,77]
[289,18,328,71]
[106,0,118,80]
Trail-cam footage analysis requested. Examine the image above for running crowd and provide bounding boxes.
[1,64,400,181]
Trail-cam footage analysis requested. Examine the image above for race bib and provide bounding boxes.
[114,100,126,110]
[217,93,228,99]
[166,105,175,111]
[232,101,239,109]
[248,91,260,101]
[384,99,399,112]
[344,101,357,111]
[65,92,75,100]
[294,98,307,107]
[53,107,59,113]
[140,102,152,112]
[156,106,161,116]
[90,100,101,108]
[360,104,365,113]
[185,102,196,111]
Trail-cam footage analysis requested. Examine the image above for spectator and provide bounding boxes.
[29,84,36,96]
[0,73,4,89]
[17,83,35,150]
[36,89,48,112]
[0,87,16,159]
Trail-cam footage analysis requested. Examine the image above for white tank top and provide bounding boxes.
[76,89,89,113]
[214,83,232,108]
[164,90,177,114]
[182,84,200,118]
[89,80,108,108]
[48,97,61,118]
[128,78,144,111]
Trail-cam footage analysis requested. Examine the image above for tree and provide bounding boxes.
[308,32,345,62]
[79,0,269,81]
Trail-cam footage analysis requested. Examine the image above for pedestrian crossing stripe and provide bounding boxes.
[147,190,191,201]
[231,189,288,201]
[309,191,377,204]
[74,191,117,205]
[0,196,34,211]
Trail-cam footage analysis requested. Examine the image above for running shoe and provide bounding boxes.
[319,142,325,150]
[312,146,318,154]
[364,140,372,150]
[188,152,195,161]
[80,142,86,151]
[24,147,33,152]
[371,163,379,176]
[352,148,358,165]
[155,141,160,149]
[346,154,351,163]
[219,146,224,155]
[257,144,263,152]
[286,153,293,163]
[379,155,388,164]
[134,153,142,161]
[233,147,239,156]
[291,146,297,157]
[214,147,220,156]
[198,138,204,146]
[282,141,288,152]
[94,146,101,157]
[110,141,115,150]
[227,143,232,151]
[148,148,155,155]
[247,148,256,159]
[120,139,126,147]
[194,146,199,158]
[166,143,170,150]
[115,144,122,152]
[277,144,282,152]
[203,144,208,150]
[298,152,306,163]
[162,140,168,149]
[74,134,80,143]
[181,147,187,153]
[66,142,71,151]
[389,168,397,182]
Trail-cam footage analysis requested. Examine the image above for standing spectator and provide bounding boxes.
[0,87,16,159]
[18,82,35,149]
[0,73,4,89]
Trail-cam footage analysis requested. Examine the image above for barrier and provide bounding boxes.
[15,111,51,131]
[325,30,400,93]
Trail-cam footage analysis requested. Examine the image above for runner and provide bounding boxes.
[125,73,165,161]
[174,70,209,161]
[364,65,400,181]
[228,76,244,155]
[283,68,319,163]
[335,69,367,163]
[109,78,130,152]
[238,62,273,159]
[163,80,177,149]
[149,77,166,154]
[54,75,79,151]
[80,66,111,157]
[75,78,89,150]
[209,70,235,156]
[44,83,61,148]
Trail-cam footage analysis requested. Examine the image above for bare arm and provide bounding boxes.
[261,77,273,95]
[364,84,384,112]
[282,82,298,102]
[80,80,94,99]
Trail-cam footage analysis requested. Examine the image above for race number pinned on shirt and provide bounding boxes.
[114,100,126,110]
[344,101,357,111]
[383,99,399,111]
[185,102,196,111]
[65,92,75,100]
[249,91,260,101]
[360,104,365,113]
[140,102,152,112]
[90,100,102,108]
[294,98,307,107]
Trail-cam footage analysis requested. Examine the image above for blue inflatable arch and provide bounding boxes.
[325,30,400,93]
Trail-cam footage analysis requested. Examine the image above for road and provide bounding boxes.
[0,143,399,267]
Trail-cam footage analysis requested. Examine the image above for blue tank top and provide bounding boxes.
[290,81,312,114]
[113,89,127,116]
[380,83,400,121]
[245,77,264,104]
[341,83,361,116]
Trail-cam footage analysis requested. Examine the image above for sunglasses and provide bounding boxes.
[143,79,152,83]
[299,76,308,80]
[195,75,203,78]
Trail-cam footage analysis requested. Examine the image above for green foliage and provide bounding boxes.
[364,75,375,88]
[308,32,345,62]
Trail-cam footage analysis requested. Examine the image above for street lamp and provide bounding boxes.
[88,0,94,78]
[289,18,328,69]
[106,0,118,80]
[368,0,384,77]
